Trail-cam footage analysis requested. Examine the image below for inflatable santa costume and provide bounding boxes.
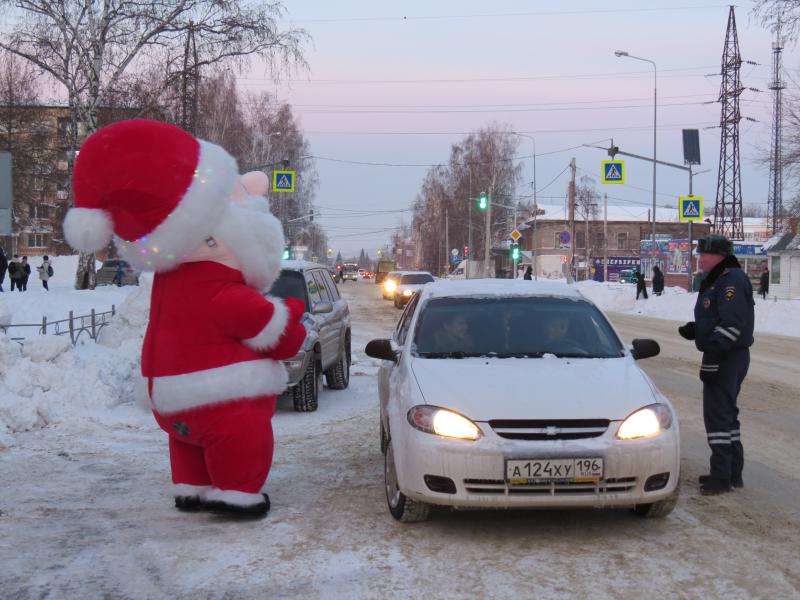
[64,119,306,518]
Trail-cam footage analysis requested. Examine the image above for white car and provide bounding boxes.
[392,271,435,309]
[366,279,680,522]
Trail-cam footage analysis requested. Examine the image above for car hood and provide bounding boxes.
[409,356,657,421]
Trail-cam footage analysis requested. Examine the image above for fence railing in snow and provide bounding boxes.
[0,305,116,346]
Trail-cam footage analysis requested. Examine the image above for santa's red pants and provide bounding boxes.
[152,397,276,494]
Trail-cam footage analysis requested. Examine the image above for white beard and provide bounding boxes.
[211,195,285,292]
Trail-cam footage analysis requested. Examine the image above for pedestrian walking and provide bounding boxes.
[678,234,754,495]
[112,262,125,286]
[758,264,769,300]
[36,256,52,291]
[7,254,22,291]
[635,269,648,300]
[523,265,533,280]
[19,256,31,291]
[0,246,7,292]
[652,265,664,296]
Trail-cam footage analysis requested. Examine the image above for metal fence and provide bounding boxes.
[0,306,116,346]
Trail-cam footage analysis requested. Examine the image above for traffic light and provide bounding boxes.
[463,245,469,257]
[477,192,488,212]
[510,243,520,261]
[282,246,291,260]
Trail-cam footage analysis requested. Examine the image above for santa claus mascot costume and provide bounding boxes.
[63,119,306,518]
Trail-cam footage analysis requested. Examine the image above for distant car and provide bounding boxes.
[375,260,397,285]
[366,279,678,522]
[358,269,367,279]
[268,261,351,412]
[342,263,359,282]
[393,271,435,309]
[381,271,407,301]
[96,259,139,286]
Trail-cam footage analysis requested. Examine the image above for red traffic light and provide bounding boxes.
[463,246,469,256]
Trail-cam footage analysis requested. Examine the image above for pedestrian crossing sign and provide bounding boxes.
[273,170,295,193]
[679,196,703,221]
[602,160,625,184]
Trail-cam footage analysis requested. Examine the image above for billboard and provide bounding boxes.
[640,239,691,275]
[591,256,641,282]
[0,152,11,236]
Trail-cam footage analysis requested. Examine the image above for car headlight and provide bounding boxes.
[616,404,673,440]
[384,280,397,293]
[407,406,481,441]
[403,289,413,297]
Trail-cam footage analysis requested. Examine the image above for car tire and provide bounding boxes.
[325,336,350,390]
[292,356,319,412]
[631,483,680,518]
[385,440,431,523]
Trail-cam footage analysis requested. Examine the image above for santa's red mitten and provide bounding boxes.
[282,297,306,325]
[266,321,307,360]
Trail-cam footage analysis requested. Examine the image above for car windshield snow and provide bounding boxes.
[413,296,624,359]
[400,273,434,285]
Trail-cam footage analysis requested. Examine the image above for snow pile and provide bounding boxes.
[0,276,149,442]
[0,296,11,327]
[575,280,800,338]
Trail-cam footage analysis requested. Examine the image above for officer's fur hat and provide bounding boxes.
[697,234,733,256]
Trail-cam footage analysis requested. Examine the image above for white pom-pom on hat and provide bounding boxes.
[63,207,114,252]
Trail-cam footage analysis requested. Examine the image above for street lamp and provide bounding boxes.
[615,50,657,250]
[511,132,537,279]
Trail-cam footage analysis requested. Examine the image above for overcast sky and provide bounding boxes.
[242,0,799,257]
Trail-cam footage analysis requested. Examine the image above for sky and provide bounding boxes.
[241,1,800,257]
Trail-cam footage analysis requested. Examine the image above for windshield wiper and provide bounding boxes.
[492,352,545,358]
[416,351,478,359]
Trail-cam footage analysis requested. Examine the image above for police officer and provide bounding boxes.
[678,234,754,495]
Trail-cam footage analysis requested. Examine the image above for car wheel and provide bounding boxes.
[292,356,319,412]
[631,483,680,518]
[325,336,350,390]
[385,440,431,522]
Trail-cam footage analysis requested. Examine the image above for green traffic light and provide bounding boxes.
[477,192,488,211]
[510,244,520,260]
[282,248,291,260]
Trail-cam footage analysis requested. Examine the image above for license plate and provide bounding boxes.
[506,458,603,484]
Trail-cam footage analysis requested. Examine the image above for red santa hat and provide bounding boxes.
[64,119,238,271]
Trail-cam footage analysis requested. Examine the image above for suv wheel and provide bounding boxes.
[325,336,350,390]
[292,356,319,412]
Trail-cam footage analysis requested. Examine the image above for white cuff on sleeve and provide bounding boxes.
[243,296,289,352]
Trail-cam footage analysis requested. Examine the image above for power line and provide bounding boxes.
[287,5,731,24]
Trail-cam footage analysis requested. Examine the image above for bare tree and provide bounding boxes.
[0,0,308,288]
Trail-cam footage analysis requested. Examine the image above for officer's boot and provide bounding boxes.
[700,477,733,496]
[698,474,743,489]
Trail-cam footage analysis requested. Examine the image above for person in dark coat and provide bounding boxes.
[678,234,754,496]
[0,247,7,292]
[523,265,533,280]
[758,265,769,300]
[652,265,665,296]
[19,256,31,291]
[635,269,648,299]
[7,254,22,291]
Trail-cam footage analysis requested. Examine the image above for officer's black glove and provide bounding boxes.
[678,321,696,341]
[699,352,721,383]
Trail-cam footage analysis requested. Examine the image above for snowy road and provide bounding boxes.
[1,280,799,599]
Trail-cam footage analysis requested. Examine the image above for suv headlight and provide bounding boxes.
[407,406,481,441]
[616,404,673,440]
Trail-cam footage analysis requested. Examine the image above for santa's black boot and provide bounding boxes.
[203,489,270,518]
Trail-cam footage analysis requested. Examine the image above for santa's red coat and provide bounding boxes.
[142,260,305,415]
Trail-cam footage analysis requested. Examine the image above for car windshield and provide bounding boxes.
[102,260,122,269]
[401,274,434,285]
[344,264,358,272]
[412,296,624,359]
[268,270,309,312]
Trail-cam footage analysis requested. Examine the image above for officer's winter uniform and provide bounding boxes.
[679,238,754,494]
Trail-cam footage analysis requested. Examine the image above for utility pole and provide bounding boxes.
[484,191,492,278]
[445,207,449,276]
[603,193,608,283]
[467,171,472,280]
[568,158,576,283]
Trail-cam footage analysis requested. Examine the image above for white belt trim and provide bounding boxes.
[147,359,288,415]
[715,326,738,342]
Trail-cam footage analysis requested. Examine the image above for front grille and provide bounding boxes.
[463,477,636,496]
[489,419,610,441]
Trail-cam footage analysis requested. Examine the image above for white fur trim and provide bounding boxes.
[63,208,114,252]
[203,488,265,507]
[115,141,238,272]
[212,198,284,291]
[173,483,211,498]
[243,297,289,352]
[149,359,288,415]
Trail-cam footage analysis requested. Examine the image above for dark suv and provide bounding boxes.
[268,261,351,412]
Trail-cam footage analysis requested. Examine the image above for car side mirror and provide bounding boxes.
[365,339,398,363]
[631,338,660,360]
[312,302,333,315]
